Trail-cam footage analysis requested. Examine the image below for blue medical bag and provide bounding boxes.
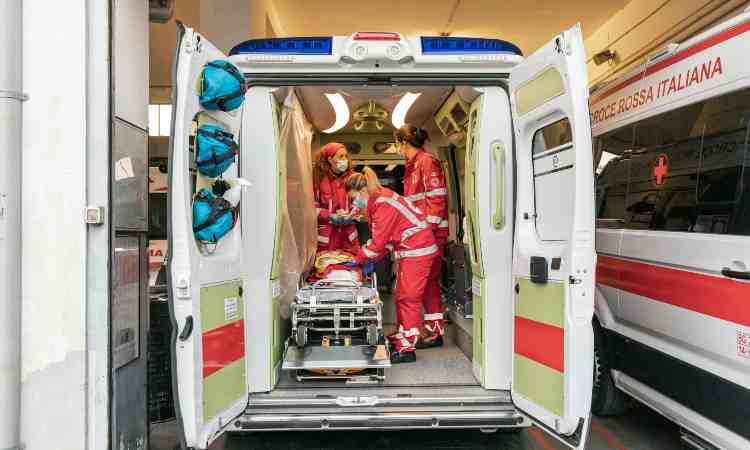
[199,60,246,112]
[195,124,238,178]
[193,188,237,244]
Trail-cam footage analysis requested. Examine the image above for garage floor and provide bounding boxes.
[150,401,685,450]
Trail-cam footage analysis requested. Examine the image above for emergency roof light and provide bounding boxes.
[353,32,401,41]
[229,37,333,56]
[420,36,522,55]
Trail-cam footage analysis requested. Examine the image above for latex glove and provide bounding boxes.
[329,214,345,225]
[362,260,375,277]
[341,262,358,269]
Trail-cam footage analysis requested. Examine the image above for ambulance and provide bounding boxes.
[168,22,596,449]
[591,12,750,450]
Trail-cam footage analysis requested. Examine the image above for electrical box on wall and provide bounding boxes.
[149,0,174,23]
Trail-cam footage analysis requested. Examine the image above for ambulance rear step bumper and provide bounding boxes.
[228,387,527,432]
[229,410,525,431]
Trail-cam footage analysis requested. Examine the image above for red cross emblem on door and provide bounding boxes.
[652,154,669,187]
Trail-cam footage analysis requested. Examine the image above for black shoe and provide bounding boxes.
[416,334,444,349]
[390,351,417,364]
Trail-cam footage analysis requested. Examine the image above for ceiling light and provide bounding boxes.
[392,92,421,129]
[322,93,350,134]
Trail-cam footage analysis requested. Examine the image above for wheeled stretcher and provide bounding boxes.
[282,274,391,382]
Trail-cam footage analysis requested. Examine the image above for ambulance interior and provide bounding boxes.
[261,84,484,388]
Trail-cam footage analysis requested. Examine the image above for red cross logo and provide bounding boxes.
[652,154,669,187]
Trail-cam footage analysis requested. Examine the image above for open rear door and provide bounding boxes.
[168,24,248,449]
[509,25,595,448]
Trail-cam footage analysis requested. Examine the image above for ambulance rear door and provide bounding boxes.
[508,24,596,449]
[168,24,248,449]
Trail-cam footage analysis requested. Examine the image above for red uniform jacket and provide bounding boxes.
[356,188,437,264]
[403,150,448,243]
[315,169,360,254]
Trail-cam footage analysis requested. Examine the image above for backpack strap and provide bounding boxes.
[193,198,232,233]
[195,129,239,168]
[205,61,247,111]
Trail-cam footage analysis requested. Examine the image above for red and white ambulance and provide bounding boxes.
[591,11,750,450]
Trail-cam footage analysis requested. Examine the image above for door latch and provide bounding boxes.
[569,276,582,285]
[175,277,191,299]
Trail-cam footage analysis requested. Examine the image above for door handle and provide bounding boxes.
[179,315,194,341]
[491,142,505,229]
[721,268,750,280]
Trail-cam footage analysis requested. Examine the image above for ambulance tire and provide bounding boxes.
[591,321,627,416]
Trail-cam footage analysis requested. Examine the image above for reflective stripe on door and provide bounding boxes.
[514,278,565,416]
[200,280,246,422]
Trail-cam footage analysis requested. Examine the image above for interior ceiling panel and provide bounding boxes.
[296,86,452,133]
[271,0,630,55]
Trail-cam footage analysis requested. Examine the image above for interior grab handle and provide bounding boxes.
[492,142,505,229]
[721,268,750,280]
[179,315,194,341]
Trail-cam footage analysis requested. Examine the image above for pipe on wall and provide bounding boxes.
[0,0,23,449]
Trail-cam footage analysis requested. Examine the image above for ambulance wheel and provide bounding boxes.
[367,325,378,345]
[591,321,627,416]
[296,325,307,348]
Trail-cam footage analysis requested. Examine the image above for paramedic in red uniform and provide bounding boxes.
[396,124,448,348]
[346,168,438,364]
[314,142,360,255]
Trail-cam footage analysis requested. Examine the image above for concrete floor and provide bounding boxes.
[150,402,685,450]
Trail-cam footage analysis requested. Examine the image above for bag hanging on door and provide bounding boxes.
[198,60,246,112]
[195,124,238,178]
[193,188,237,244]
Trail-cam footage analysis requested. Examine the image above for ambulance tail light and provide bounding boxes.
[229,37,333,56]
[353,32,401,41]
[420,37,522,56]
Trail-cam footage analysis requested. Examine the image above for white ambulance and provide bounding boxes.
[168,23,596,449]
[591,12,750,450]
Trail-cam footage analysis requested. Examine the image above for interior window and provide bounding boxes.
[532,118,572,155]
[532,117,575,241]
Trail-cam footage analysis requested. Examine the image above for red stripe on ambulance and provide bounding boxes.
[202,320,245,378]
[597,256,750,327]
[514,316,564,373]
[591,17,750,105]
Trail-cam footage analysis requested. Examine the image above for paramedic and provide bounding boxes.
[346,167,438,364]
[314,142,361,255]
[396,124,448,348]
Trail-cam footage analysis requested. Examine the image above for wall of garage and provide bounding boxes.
[584,0,748,86]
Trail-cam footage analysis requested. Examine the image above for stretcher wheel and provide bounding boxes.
[296,325,308,348]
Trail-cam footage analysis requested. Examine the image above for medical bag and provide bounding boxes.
[195,124,238,177]
[192,188,237,243]
[198,60,246,112]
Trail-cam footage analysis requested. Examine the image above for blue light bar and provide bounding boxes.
[229,37,333,56]
[421,37,522,56]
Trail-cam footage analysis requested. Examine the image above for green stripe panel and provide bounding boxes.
[514,354,564,417]
[201,280,244,333]
[472,279,484,373]
[515,278,564,328]
[203,357,245,422]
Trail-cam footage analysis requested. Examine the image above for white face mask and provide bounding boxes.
[335,159,348,173]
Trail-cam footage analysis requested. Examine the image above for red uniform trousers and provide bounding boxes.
[391,253,436,352]
[422,238,447,336]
